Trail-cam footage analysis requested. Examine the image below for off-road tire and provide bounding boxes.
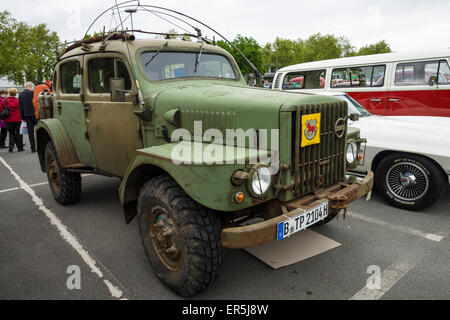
[137,174,223,297]
[44,141,81,205]
[375,153,446,211]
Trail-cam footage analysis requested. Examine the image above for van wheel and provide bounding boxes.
[44,141,81,205]
[137,174,223,297]
[375,153,446,211]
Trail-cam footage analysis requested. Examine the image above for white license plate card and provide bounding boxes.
[277,202,329,240]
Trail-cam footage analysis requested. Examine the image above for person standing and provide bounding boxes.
[0,89,8,148]
[32,80,52,120]
[19,82,36,152]
[0,88,23,152]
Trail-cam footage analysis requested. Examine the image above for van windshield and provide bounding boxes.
[140,51,237,81]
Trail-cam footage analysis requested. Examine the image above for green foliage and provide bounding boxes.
[217,35,263,76]
[0,11,62,85]
[355,40,392,56]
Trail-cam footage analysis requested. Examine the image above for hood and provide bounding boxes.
[349,115,450,158]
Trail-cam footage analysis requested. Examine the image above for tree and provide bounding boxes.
[217,35,263,76]
[303,33,355,61]
[356,40,391,56]
[0,11,62,85]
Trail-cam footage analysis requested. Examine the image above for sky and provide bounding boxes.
[1,0,450,52]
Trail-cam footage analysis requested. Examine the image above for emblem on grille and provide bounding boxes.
[304,119,318,140]
[335,117,346,138]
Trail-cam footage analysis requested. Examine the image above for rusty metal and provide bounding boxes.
[221,170,374,249]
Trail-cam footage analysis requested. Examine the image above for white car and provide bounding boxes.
[302,90,450,211]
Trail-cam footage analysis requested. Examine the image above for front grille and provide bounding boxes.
[293,101,348,196]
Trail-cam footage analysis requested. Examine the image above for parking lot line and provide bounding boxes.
[0,156,127,299]
[0,187,20,194]
[347,211,446,242]
[350,253,422,300]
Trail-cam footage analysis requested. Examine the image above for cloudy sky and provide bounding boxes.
[2,0,450,52]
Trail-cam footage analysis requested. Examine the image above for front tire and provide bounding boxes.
[137,174,223,297]
[44,141,81,205]
[375,153,446,211]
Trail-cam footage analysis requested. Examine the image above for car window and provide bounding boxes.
[331,65,385,88]
[282,70,326,90]
[140,51,236,81]
[88,58,132,94]
[394,60,448,86]
[60,61,81,94]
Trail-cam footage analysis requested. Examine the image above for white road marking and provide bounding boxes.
[347,211,445,242]
[0,187,20,194]
[29,182,48,188]
[350,254,421,300]
[0,156,126,299]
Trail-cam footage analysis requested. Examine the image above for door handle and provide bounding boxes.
[370,99,382,102]
[389,99,400,102]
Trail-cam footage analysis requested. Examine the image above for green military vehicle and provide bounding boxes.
[36,30,373,296]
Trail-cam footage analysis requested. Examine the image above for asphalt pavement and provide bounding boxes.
[0,148,449,300]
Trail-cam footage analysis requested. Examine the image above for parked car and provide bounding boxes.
[300,90,450,211]
[273,49,450,117]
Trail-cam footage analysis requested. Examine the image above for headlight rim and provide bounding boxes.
[247,163,272,197]
[346,141,357,164]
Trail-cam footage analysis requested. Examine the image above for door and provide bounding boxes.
[83,55,142,177]
[331,65,388,115]
[56,58,96,167]
[388,59,450,116]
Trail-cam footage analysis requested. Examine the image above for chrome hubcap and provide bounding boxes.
[386,162,429,201]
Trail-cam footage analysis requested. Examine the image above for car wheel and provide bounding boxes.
[44,141,82,205]
[375,153,446,211]
[137,174,223,297]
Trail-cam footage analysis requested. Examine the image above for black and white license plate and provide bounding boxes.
[277,202,329,240]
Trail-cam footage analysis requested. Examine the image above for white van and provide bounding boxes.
[272,49,450,117]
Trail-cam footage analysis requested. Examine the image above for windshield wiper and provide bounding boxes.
[145,41,168,66]
[194,42,204,73]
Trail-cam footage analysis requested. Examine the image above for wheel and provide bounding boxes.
[137,174,223,297]
[44,141,81,205]
[375,153,446,211]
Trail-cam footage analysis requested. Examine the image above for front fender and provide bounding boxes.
[36,119,79,170]
[119,141,273,223]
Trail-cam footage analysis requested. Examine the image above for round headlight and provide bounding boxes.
[346,142,357,163]
[251,166,271,196]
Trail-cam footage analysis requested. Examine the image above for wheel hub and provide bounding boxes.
[386,162,429,201]
[151,211,182,269]
[48,156,60,192]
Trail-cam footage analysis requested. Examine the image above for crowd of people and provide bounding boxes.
[0,80,52,153]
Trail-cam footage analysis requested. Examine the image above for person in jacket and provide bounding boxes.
[0,89,8,148]
[32,80,52,120]
[0,88,23,152]
[19,82,36,152]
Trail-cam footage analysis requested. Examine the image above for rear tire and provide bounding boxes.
[44,141,81,205]
[375,153,446,211]
[137,174,223,297]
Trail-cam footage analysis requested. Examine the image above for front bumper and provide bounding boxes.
[221,170,374,249]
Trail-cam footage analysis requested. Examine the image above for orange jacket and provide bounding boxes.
[33,82,52,119]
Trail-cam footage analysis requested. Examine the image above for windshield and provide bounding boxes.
[140,51,237,81]
[332,94,371,117]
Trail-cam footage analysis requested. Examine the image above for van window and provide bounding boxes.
[60,61,81,94]
[282,70,326,90]
[395,60,450,86]
[88,58,132,93]
[331,65,385,88]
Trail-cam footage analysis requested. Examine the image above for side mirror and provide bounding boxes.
[428,76,437,87]
[350,113,360,121]
[110,78,125,102]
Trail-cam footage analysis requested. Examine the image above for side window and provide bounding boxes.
[89,58,132,93]
[60,61,81,94]
[331,65,385,88]
[394,60,449,86]
[438,60,450,85]
[282,70,326,90]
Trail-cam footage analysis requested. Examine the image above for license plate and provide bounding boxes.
[277,202,329,240]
